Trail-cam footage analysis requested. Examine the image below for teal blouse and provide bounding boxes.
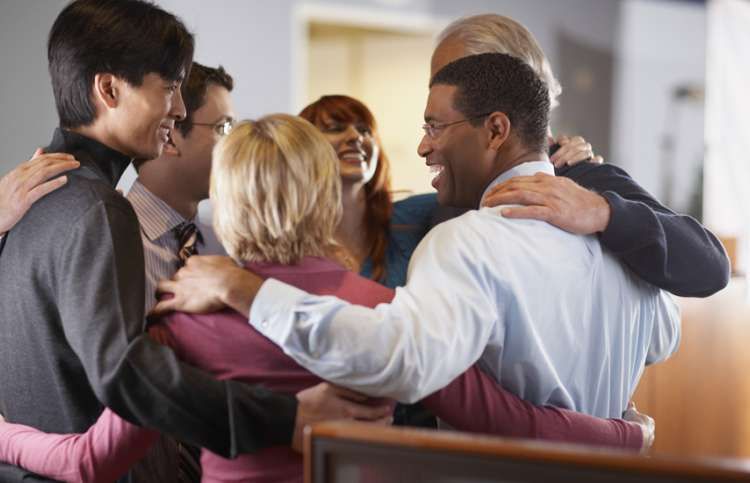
[359,193,439,288]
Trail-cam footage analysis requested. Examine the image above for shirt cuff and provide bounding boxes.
[248,278,309,339]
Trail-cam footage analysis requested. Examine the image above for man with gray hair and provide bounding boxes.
[428,13,728,296]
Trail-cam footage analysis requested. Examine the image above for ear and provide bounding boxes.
[485,112,511,151]
[92,73,120,110]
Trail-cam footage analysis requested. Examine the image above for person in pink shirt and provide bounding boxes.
[0,114,649,483]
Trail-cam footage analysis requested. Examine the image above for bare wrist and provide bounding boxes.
[222,269,262,315]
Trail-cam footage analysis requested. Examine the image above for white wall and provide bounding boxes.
[704,0,750,268]
[610,0,706,208]
[0,0,68,176]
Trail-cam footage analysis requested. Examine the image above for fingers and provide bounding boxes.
[483,174,560,207]
[150,298,178,316]
[484,188,548,209]
[550,136,593,168]
[343,400,393,421]
[25,176,69,205]
[30,147,43,158]
[24,152,76,169]
[500,206,553,222]
[554,134,570,146]
[156,279,178,295]
[329,385,369,402]
[23,159,79,191]
[485,173,553,196]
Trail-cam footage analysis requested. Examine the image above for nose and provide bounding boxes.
[417,134,431,158]
[171,85,187,121]
[343,124,363,145]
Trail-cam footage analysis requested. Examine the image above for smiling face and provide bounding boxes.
[418,84,496,208]
[318,115,379,185]
[110,72,186,159]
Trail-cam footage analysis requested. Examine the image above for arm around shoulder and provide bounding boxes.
[568,163,730,297]
[0,409,158,483]
[250,219,499,403]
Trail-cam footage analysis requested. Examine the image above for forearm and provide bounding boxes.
[100,335,297,458]
[0,409,158,483]
[601,192,729,296]
[562,163,729,297]
[422,365,643,450]
[249,279,488,403]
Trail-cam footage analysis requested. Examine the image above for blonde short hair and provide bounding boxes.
[438,14,562,110]
[210,114,342,265]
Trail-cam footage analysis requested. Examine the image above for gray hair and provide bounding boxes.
[437,14,562,110]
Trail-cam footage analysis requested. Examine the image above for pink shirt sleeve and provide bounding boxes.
[0,408,159,483]
[421,365,643,451]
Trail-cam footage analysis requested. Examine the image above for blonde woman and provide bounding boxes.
[0,115,648,483]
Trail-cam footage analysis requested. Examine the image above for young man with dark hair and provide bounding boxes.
[129,62,235,313]
[188,53,680,422]
[0,1,387,481]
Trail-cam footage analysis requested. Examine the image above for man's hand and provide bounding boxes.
[0,148,80,235]
[152,255,263,316]
[483,173,611,235]
[550,134,603,168]
[292,382,393,452]
[623,402,655,453]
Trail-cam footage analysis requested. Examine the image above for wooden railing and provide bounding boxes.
[305,420,750,482]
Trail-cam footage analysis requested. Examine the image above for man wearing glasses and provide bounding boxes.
[128,62,235,312]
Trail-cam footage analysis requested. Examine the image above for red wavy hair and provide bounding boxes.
[299,95,393,283]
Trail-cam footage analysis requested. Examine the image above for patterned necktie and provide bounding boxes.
[174,222,203,266]
[170,223,204,482]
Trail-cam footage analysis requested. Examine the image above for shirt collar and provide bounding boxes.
[127,180,189,241]
[45,128,132,188]
[480,160,555,206]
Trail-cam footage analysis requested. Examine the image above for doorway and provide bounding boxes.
[295,5,444,196]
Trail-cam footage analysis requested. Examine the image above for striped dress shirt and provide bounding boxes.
[126,180,204,313]
[125,180,208,483]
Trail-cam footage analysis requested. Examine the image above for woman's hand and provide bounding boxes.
[0,148,80,235]
[550,135,603,168]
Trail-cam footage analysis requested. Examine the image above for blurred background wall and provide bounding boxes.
[2,0,721,235]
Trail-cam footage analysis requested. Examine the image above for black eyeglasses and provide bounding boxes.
[191,118,234,136]
[421,112,493,139]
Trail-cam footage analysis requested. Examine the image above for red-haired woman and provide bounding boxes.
[299,95,598,289]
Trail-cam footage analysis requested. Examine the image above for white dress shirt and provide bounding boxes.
[249,161,681,418]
